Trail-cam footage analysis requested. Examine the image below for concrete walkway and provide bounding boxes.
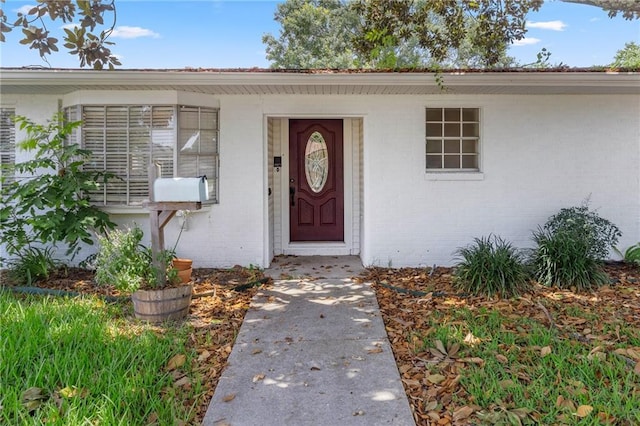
[202,256,415,426]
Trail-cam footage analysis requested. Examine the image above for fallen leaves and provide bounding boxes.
[575,404,594,418]
[426,374,447,384]
[477,407,533,425]
[185,268,268,421]
[21,385,90,414]
[452,405,477,422]
[367,262,640,425]
[428,340,460,362]
[166,354,187,371]
[197,350,211,362]
[461,357,486,368]
[614,347,640,361]
[58,386,89,399]
[495,353,509,364]
[222,393,236,403]
[463,332,481,346]
[21,387,46,412]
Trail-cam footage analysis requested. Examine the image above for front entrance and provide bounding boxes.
[289,119,344,241]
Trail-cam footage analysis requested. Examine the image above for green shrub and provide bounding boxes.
[94,227,153,292]
[0,113,116,268]
[94,226,176,292]
[543,203,621,261]
[615,243,640,267]
[454,235,530,298]
[8,246,58,286]
[531,203,619,290]
[531,227,608,290]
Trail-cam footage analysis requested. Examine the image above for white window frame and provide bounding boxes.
[65,104,219,207]
[426,107,480,172]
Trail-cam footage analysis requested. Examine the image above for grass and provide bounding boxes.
[454,235,530,297]
[414,306,640,425]
[0,291,201,425]
[531,227,609,290]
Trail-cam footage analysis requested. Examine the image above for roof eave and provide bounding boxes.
[1,69,638,95]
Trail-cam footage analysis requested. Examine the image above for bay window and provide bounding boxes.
[65,104,219,206]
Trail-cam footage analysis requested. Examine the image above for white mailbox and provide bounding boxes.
[153,176,208,202]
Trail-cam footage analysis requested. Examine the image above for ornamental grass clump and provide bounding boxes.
[616,242,640,268]
[531,203,620,290]
[531,228,608,290]
[454,235,530,298]
[7,247,58,286]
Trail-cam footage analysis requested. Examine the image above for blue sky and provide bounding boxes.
[1,0,638,69]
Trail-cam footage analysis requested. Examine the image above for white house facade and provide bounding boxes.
[1,69,639,268]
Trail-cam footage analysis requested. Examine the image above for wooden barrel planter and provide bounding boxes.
[131,284,193,322]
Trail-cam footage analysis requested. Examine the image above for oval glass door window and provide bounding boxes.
[305,131,329,193]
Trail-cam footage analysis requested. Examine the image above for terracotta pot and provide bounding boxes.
[172,258,193,271]
[131,284,192,322]
[177,267,192,284]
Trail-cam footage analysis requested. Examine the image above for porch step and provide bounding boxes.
[202,256,415,425]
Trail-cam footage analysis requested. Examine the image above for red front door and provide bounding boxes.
[289,119,344,241]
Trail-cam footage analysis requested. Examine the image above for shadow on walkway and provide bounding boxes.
[203,256,415,426]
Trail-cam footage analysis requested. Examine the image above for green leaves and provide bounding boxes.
[350,0,539,68]
[0,113,116,268]
[263,0,364,69]
[531,201,620,290]
[531,227,609,290]
[94,226,177,291]
[611,41,640,69]
[543,202,622,261]
[3,0,119,69]
[8,246,58,286]
[618,243,640,266]
[454,235,531,297]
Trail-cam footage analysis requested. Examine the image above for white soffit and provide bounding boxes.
[0,69,639,95]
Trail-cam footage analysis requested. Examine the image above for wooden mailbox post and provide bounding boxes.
[145,163,201,286]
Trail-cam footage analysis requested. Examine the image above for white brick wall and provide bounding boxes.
[2,92,638,268]
[360,94,640,267]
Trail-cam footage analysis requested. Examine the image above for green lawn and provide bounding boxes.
[422,306,640,425]
[0,291,201,425]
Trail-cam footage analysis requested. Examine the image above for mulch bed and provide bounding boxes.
[362,262,640,425]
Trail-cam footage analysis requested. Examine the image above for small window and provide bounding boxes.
[0,108,15,188]
[426,107,479,171]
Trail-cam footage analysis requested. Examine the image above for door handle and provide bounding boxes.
[290,187,295,207]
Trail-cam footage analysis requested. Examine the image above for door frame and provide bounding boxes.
[268,116,360,257]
